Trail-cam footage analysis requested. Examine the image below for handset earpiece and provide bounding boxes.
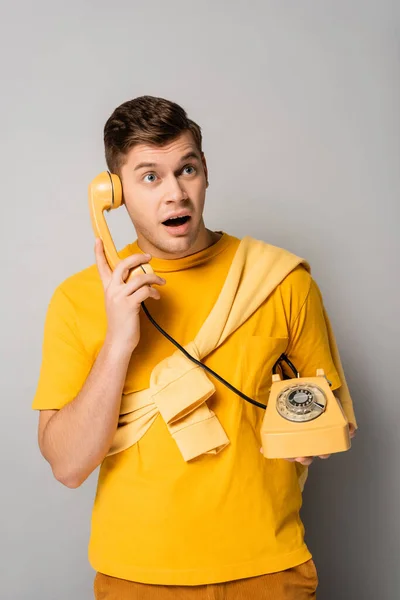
[106,171,124,209]
[89,171,123,212]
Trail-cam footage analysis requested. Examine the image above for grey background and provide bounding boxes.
[1,1,399,598]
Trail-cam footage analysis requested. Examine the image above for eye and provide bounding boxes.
[182,165,196,176]
[143,173,157,183]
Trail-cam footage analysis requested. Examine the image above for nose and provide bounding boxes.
[164,175,188,203]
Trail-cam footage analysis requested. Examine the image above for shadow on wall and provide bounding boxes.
[301,367,394,600]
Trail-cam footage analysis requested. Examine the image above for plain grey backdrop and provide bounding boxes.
[1,1,399,598]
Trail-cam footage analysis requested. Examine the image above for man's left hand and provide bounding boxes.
[284,422,357,466]
[260,423,357,466]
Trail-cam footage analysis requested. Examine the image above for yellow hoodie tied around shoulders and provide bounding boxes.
[110,236,357,461]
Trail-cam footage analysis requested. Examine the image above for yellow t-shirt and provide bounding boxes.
[33,233,341,585]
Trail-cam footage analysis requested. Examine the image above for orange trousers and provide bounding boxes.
[94,559,318,599]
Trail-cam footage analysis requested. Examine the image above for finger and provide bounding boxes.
[94,239,112,286]
[318,454,331,460]
[130,284,161,306]
[349,423,357,439]
[294,457,314,466]
[113,253,152,284]
[123,273,166,296]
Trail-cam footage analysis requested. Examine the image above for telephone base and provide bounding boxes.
[261,423,351,459]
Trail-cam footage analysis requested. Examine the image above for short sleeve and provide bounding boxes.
[32,286,94,410]
[283,271,341,391]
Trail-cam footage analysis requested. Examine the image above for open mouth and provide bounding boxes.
[162,216,191,227]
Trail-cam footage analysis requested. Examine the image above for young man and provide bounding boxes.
[33,95,357,599]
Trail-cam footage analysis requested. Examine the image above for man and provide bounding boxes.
[33,95,357,599]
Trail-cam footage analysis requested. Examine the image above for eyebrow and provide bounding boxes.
[133,151,201,172]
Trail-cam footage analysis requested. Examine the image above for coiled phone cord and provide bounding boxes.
[141,301,299,411]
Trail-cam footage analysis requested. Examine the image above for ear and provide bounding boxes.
[201,153,209,188]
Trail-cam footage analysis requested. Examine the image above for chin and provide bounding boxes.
[137,222,205,258]
[160,236,197,256]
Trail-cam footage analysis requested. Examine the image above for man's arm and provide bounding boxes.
[38,338,132,488]
[37,240,166,488]
[273,267,357,466]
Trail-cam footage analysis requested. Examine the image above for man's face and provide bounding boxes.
[120,131,209,259]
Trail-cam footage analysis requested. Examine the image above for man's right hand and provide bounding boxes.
[95,239,166,353]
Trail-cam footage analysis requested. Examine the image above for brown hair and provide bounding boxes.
[104,95,203,174]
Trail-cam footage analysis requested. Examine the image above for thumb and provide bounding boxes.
[94,238,112,288]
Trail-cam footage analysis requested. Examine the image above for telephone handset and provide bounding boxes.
[88,171,154,280]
